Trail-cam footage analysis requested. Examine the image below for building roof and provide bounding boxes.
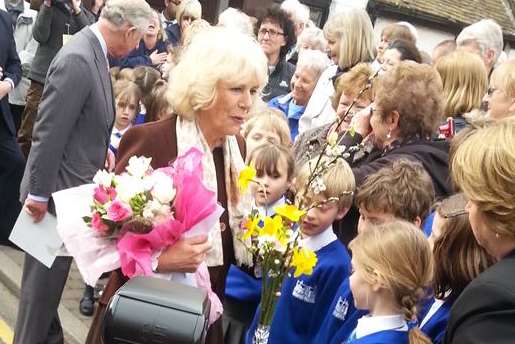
[369,0,515,40]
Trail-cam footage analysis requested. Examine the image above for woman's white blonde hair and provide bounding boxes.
[167,27,268,120]
[337,8,375,69]
[436,50,488,117]
[297,26,327,52]
[175,0,202,23]
[296,49,331,80]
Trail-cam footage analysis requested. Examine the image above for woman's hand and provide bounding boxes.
[150,50,168,66]
[156,235,212,273]
[352,106,372,137]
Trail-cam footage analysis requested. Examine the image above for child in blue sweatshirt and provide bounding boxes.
[315,158,437,344]
[224,143,295,343]
[346,220,433,344]
[246,157,356,344]
[419,194,494,344]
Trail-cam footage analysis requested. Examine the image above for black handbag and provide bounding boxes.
[103,276,211,344]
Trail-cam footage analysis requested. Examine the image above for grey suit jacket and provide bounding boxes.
[20,26,115,204]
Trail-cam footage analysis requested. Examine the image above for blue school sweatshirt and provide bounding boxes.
[314,277,367,344]
[419,297,453,344]
[246,228,351,344]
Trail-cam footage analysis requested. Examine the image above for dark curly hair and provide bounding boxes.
[256,5,295,61]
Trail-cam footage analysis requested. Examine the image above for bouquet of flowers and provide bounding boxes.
[238,169,317,344]
[240,71,378,344]
[52,147,224,324]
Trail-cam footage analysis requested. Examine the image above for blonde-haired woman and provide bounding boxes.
[483,59,515,120]
[166,0,202,47]
[436,50,487,134]
[110,10,168,68]
[86,27,268,344]
[299,8,375,133]
[445,118,515,343]
[348,220,433,344]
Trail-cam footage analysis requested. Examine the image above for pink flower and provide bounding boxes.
[93,186,109,204]
[107,200,133,222]
[91,212,109,234]
[106,186,117,200]
[94,186,118,204]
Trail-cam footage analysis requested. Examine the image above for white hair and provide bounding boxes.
[280,0,310,25]
[296,49,331,79]
[297,26,327,52]
[101,0,153,33]
[217,7,254,37]
[396,21,418,43]
[457,19,504,61]
[167,27,268,119]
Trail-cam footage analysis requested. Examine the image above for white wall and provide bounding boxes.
[329,0,367,16]
[373,16,455,55]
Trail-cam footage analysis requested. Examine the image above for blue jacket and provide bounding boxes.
[268,93,305,141]
[315,278,367,344]
[246,240,351,344]
[419,298,453,344]
[110,39,167,69]
[164,21,180,47]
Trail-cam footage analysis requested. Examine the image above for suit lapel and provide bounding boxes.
[84,28,115,135]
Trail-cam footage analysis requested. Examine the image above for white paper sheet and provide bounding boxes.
[9,210,62,268]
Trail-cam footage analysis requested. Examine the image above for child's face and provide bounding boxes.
[357,207,394,234]
[251,156,291,207]
[246,125,282,155]
[300,196,347,237]
[115,96,138,130]
[428,212,444,250]
[349,259,376,311]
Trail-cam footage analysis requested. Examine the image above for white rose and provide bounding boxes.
[93,169,114,187]
[115,174,145,203]
[151,171,176,204]
[143,200,171,219]
[126,156,152,178]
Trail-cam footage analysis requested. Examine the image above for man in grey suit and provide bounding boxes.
[14,0,152,342]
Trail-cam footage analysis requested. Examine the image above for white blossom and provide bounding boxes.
[126,156,152,178]
[93,169,114,187]
[115,174,145,203]
[150,171,176,204]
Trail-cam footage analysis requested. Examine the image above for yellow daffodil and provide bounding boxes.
[238,166,256,193]
[242,215,261,240]
[291,247,318,277]
[275,204,306,223]
[261,215,283,238]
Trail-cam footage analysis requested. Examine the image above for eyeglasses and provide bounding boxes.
[258,28,285,38]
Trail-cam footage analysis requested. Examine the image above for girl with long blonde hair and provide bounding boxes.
[348,220,433,344]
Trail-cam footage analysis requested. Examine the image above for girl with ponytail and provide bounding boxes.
[347,220,433,344]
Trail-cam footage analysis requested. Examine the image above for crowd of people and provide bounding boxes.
[1,0,514,343]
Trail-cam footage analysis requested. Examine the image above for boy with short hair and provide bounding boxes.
[247,157,356,344]
[314,158,436,344]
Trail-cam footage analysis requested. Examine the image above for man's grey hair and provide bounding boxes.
[101,0,153,33]
[457,19,504,61]
[280,0,310,25]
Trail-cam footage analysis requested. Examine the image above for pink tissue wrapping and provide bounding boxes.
[116,147,223,323]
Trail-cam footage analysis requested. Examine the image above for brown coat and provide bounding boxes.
[86,115,245,344]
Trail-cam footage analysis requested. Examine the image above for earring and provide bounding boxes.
[386,130,392,139]
[495,232,501,239]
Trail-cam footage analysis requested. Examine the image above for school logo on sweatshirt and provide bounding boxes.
[292,280,317,303]
[279,80,289,88]
[333,297,349,320]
